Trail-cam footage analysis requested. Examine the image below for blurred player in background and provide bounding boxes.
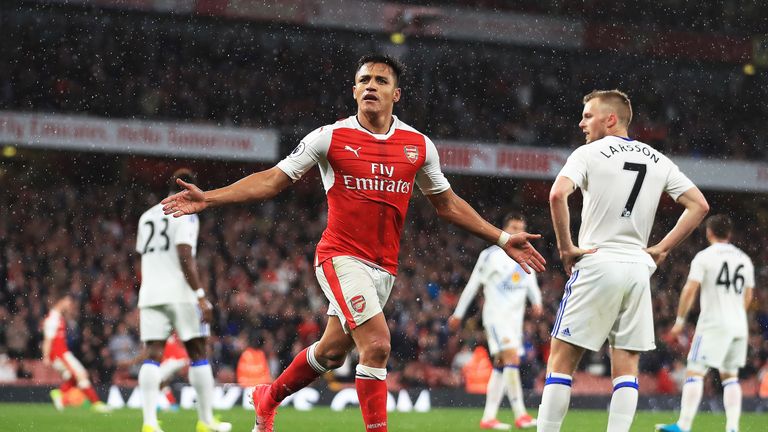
[449,212,542,430]
[656,215,754,432]
[136,169,231,432]
[161,53,546,432]
[539,90,709,432]
[43,293,111,413]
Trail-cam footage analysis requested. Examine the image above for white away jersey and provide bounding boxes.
[558,136,695,266]
[136,203,199,307]
[688,243,754,337]
[453,245,542,325]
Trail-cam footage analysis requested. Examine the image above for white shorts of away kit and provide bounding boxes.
[686,330,747,375]
[140,302,210,342]
[551,261,655,352]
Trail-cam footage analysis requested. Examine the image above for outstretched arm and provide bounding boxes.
[426,188,545,273]
[645,187,709,265]
[162,167,293,217]
[549,175,596,275]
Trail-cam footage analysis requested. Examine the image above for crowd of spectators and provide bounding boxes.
[1,161,767,395]
[1,4,767,161]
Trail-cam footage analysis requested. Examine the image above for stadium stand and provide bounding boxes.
[1,3,767,160]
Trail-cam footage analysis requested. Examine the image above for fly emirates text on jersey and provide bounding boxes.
[342,163,411,194]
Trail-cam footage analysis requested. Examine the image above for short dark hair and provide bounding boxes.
[706,214,732,239]
[503,211,526,226]
[169,168,197,193]
[356,54,404,85]
[583,89,633,127]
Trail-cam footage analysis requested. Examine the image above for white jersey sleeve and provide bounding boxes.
[43,313,58,339]
[527,271,543,306]
[558,146,589,189]
[687,251,706,283]
[173,214,199,247]
[415,137,451,195]
[276,126,332,181]
[453,249,490,319]
[665,162,696,201]
[745,258,755,290]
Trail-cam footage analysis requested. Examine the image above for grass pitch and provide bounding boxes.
[0,404,764,431]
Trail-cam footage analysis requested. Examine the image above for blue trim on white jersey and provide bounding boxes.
[190,359,209,367]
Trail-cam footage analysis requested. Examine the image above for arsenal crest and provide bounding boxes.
[350,295,366,313]
[404,145,419,164]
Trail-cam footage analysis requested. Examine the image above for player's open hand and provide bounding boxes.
[558,245,597,276]
[501,232,547,274]
[162,178,208,217]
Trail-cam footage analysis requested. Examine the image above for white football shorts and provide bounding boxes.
[551,261,655,352]
[485,317,524,357]
[687,330,747,375]
[315,255,395,334]
[140,302,210,342]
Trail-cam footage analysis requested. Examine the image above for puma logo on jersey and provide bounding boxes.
[344,145,362,157]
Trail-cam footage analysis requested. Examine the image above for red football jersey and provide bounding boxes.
[43,310,69,360]
[277,116,450,274]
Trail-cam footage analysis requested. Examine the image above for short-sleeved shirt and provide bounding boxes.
[453,245,542,326]
[136,203,199,307]
[688,242,754,337]
[277,115,450,275]
[558,136,695,266]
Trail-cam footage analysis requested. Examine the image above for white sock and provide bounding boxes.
[189,360,215,424]
[607,375,638,432]
[159,358,187,382]
[139,360,161,427]
[677,376,703,431]
[503,365,527,418]
[537,372,572,432]
[722,378,741,431]
[482,368,504,421]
